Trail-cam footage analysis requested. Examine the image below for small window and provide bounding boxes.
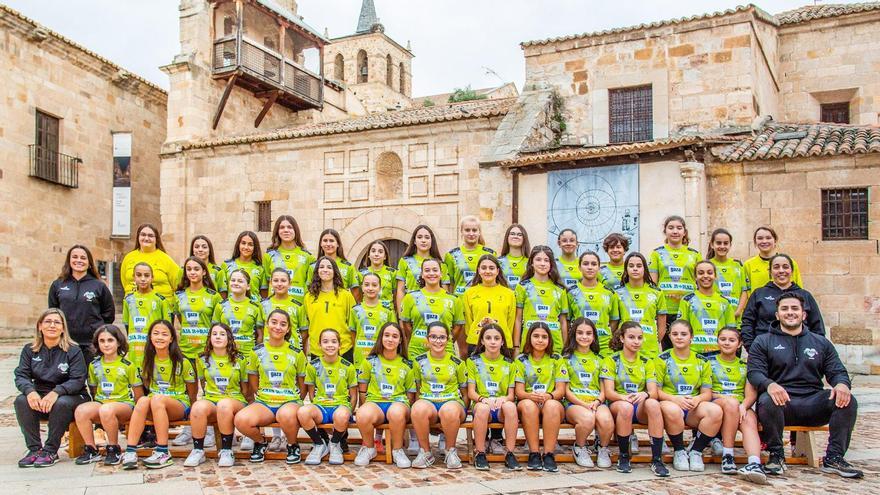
[822,188,869,240]
[820,102,850,124]
[386,54,393,87]
[334,53,345,81]
[399,62,406,94]
[256,201,272,232]
[609,85,653,143]
[357,50,368,83]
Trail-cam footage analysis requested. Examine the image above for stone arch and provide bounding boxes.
[375,151,403,200]
[386,54,394,87]
[334,53,345,81]
[343,208,425,268]
[357,49,368,83]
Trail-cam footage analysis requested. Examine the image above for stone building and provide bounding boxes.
[0,5,167,336]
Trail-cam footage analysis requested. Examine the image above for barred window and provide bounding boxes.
[609,85,652,144]
[256,201,272,232]
[820,102,849,124]
[821,188,868,240]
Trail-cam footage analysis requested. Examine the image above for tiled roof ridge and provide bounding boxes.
[776,2,880,24]
[713,121,880,162]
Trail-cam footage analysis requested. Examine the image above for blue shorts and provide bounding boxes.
[427,400,465,414]
[255,400,298,415]
[371,401,408,422]
[316,404,352,424]
[631,403,642,424]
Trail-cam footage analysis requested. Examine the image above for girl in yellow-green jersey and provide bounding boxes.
[648,216,700,321]
[220,231,267,300]
[396,224,450,311]
[359,240,397,311]
[743,225,803,290]
[182,235,223,292]
[706,228,750,322]
[498,224,530,287]
[262,215,315,304]
[444,215,496,297]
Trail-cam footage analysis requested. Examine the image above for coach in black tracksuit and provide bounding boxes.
[747,292,862,479]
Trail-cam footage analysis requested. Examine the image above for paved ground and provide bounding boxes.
[0,340,876,494]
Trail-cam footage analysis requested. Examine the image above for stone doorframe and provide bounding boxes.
[342,207,424,264]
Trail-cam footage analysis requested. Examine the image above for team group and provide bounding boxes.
[18,214,863,483]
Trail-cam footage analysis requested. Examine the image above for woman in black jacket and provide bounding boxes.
[14,308,89,467]
[741,253,824,351]
[48,245,115,365]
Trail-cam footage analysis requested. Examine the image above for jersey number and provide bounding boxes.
[487,301,492,313]
[324,301,330,313]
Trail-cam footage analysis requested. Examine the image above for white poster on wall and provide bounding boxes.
[111,133,132,237]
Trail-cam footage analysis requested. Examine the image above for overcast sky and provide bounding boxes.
[3,0,863,96]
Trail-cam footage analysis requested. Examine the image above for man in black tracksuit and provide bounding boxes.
[747,292,862,479]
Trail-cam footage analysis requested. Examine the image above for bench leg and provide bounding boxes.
[68,423,85,458]
[465,427,474,461]
[213,422,223,449]
[385,429,393,464]
[793,430,820,467]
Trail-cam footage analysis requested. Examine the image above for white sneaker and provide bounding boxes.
[406,430,420,456]
[393,448,412,468]
[630,435,640,454]
[444,448,462,469]
[573,445,594,468]
[121,450,139,470]
[354,446,377,466]
[710,437,724,457]
[597,446,612,468]
[184,448,206,467]
[172,426,192,446]
[489,438,505,455]
[438,432,447,451]
[218,449,235,467]
[688,450,705,472]
[412,448,435,468]
[305,442,329,465]
[268,434,286,453]
[328,442,344,465]
[204,429,216,449]
[240,436,254,452]
[673,450,689,471]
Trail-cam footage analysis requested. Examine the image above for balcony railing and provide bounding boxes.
[29,144,79,188]
[212,35,323,109]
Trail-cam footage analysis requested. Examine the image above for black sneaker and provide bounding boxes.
[104,445,122,465]
[527,451,542,470]
[138,428,157,449]
[504,451,522,471]
[764,451,786,475]
[651,459,670,477]
[738,462,769,485]
[18,450,40,468]
[474,451,489,471]
[75,445,102,465]
[543,452,558,473]
[249,442,268,463]
[286,444,301,464]
[616,455,632,473]
[821,456,864,479]
[721,454,737,474]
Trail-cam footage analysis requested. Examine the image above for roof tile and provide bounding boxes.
[713,122,880,162]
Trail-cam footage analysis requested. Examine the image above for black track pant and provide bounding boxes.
[14,393,89,454]
[756,389,857,459]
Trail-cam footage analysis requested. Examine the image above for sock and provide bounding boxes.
[221,434,234,450]
[305,427,324,445]
[669,432,685,451]
[490,428,504,440]
[319,428,330,444]
[126,445,137,453]
[156,444,169,454]
[650,436,663,460]
[193,437,204,450]
[690,431,711,452]
[617,434,631,457]
[723,447,734,457]
[748,455,761,465]
[331,429,345,444]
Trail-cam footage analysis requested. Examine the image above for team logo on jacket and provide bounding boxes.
[804,348,818,360]
[58,362,69,372]
[84,291,96,301]
[773,344,786,350]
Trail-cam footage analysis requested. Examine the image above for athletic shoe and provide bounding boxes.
[104,445,122,465]
[143,451,173,469]
[688,450,705,472]
[721,453,737,474]
[504,451,522,471]
[474,451,489,470]
[710,437,724,457]
[630,435,640,454]
[249,442,268,463]
[444,448,462,469]
[412,448,435,468]
[122,451,138,470]
[738,462,769,485]
[33,450,59,468]
[616,455,632,473]
[204,427,216,449]
[138,428,157,449]
[171,426,192,446]
[543,453,558,473]
[75,445,102,465]
[18,450,39,468]
[328,442,344,465]
[597,446,612,468]
[651,459,670,477]
[764,452,786,475]
[393,448,412,468]
[821,456,864,479]
[527,451,543,470]
[240,436,254,452]
[287,443,302,464]
[183,448,206,467]
[438,432,447,451]
[268,434,286,453]
[218,449,235,467]
[489,438,505,455]
[305,442,328,465]
[573,445,594,468]
[354,446,377,466]
[672,450,689,471]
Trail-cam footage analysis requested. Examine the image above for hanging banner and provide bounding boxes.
[112,133,132,237]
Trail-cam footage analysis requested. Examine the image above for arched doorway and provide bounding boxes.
[356,238,407,269]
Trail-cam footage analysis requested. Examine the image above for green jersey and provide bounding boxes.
[515,353,566,394]
[649,245,701,315]
[466,353,516,399]
[359,354,416,403]
[213,298,264,356]
[706,354,747,402]
[566,282,620,356]
[413,353,467,403]
[261,295,307,348]
[262,247,315,303]
[444,245,495,296]
[654,349,712,397]
[196,353,248,403]
[515,279,569,354]
[145,357,196,405]
[359,266,397,311]
[498,255,528,287]
[600,351,656,396]
[400,289,464,358]
[122,291,171,366]
[396,254,450,293]
[247,342,307,406]
[88,356,141,405]
[306,257,360,290]
[677,292,737,353]
[598,263,625,291]
[219,258,267,297]
[178,263,223,292]
[615,284,666,358]
[562,351,603,402]
[171,287,222,360]
[711,258,750,309]
[305,356,357,407]
[556,257,580,290]
[349,302,397,366]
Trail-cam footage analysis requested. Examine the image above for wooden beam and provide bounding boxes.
[212,72,239,130]
[254,90,280,128]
